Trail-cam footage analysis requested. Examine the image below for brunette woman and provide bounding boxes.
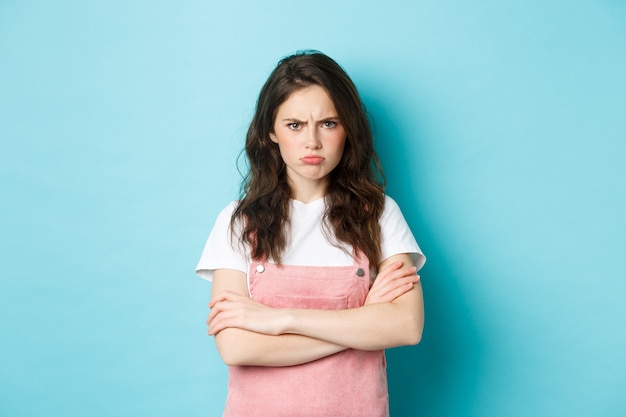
[196,50,425,417]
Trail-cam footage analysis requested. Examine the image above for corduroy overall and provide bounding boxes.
[222,252,389,417]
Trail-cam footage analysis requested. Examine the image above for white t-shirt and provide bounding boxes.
[195,195,425,281]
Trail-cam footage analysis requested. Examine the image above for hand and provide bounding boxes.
[207,291,288,336]
[365,261,419,305]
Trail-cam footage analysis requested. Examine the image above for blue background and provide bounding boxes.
[1,1,625,416]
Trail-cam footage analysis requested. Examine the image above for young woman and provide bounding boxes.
[196,51,426,417]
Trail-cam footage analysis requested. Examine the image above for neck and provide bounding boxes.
[288,178,328,203]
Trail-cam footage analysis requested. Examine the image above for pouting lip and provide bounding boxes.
[300,155,325,164]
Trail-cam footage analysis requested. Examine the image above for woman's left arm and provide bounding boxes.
[208,253,424,351]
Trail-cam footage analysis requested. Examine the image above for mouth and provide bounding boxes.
[301,156,325,165]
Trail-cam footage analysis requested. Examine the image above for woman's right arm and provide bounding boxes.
[210,268,347,366]
[209,265,417,366]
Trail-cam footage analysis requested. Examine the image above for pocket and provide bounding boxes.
[266,294,349,310]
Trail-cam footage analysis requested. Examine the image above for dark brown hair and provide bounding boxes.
[232,50,386,266]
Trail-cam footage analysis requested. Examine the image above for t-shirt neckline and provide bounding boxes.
[290,196,326,207]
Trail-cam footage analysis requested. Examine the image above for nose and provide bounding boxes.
[305,127,322,149]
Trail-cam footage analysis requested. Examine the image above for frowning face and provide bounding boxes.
[269,85,346,202]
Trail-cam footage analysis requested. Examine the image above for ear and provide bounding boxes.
[269,132,278,143]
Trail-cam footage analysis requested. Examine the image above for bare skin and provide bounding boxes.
[208,253,423,366]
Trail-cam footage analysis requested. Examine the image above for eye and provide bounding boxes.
[322,120,337,128]
[288,122,301,130]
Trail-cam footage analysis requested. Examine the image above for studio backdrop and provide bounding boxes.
[1,1,625,416]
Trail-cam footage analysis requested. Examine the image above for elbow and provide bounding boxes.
[389,281,424,347]
[221,353,246,367]
[215,330,251,366]
[404,327,422,346]
[400,313,424,346]
[218,347,243,366]
[219,348,256,367]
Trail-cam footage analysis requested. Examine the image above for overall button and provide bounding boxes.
[356,268,365,277]
[256,264,265,273]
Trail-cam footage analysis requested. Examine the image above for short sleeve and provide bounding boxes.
[380,196,426,271]
[195,201,250,281]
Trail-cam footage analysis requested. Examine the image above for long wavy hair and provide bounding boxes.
[232,50,386,266]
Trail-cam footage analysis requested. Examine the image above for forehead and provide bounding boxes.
[275,85,337,117]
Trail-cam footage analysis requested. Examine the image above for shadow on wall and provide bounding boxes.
[364,89,486,417]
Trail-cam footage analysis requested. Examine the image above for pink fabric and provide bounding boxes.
[223,253,389,417]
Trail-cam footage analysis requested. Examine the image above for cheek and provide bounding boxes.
[274,137,298,161]
[323,126,346,144]
[277,137,297,153]
[331,131,347,153]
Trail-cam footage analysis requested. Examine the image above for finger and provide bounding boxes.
[375,275,417,299]
[208,317,225,335]
[208,319,225,335]
[207,308,217,325]
[209,290,245,308]
[382,282,415,301]
[376,264,416,281]
[207,298,234,323]
[370,274,418,299]
[392,266,417,278]
[377,275,417,297]
[378,261,404,274]
[207,300,224,322]
[209,292,231,308]
[383,267,418,285]
[208,308,237,335]
[371,268,417,292]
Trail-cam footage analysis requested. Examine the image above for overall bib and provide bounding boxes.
[223,252,389,417]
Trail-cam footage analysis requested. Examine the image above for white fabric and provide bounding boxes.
[195,195,425,281]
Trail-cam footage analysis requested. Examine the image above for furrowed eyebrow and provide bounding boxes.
[281,116,339,122]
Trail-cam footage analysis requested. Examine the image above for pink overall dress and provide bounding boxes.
[223,252,389,417]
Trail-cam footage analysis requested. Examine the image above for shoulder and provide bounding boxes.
[212,200,241,229]
[381,194,404,222]
[383,194,400,209]
[217,200,239,219]
[195,200,248,281]
[205,199,245,254]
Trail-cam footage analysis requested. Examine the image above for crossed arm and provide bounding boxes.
[207,253,424,367]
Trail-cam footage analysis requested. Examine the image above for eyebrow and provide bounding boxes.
[280,116,340,122]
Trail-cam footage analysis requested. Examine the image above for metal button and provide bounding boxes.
[256,264,265,273]
[356,268,365,277]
